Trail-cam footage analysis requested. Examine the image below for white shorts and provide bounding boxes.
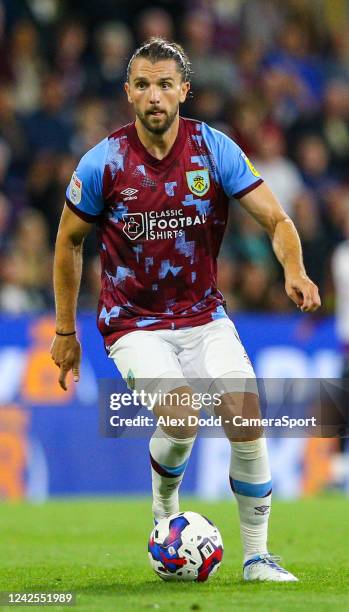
[108,319,257,410]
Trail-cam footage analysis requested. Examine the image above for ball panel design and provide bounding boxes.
[148,511,223,582]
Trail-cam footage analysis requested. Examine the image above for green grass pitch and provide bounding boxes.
[0,496,348,611]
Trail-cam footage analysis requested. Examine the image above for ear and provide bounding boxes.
[124,81,132,104]
[179,81,190,104]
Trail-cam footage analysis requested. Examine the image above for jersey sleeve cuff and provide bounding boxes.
[65,198,100,222]
[233,178,263,199]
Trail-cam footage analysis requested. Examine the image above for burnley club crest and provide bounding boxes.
[186,169,210,196]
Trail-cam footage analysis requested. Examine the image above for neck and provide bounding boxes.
[135,114,180,160]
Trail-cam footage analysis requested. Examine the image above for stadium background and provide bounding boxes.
[1,0,349,501]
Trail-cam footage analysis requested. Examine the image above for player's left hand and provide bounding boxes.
[50,334,81,391]
[285,272,321,312]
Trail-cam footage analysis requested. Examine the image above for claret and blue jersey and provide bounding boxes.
[65,117,263,350]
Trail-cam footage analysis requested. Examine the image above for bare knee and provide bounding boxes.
[215,391,263,441]
[153,386,199,439]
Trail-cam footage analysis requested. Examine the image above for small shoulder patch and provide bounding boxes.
[241,152,260,178]
[69,171,83,204]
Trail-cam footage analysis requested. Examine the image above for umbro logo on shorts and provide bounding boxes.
[121,187,138,200]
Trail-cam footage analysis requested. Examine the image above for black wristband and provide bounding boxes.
[55,330,76,336]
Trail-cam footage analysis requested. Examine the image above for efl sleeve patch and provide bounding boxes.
[241,152,260,178]
[68,171,83,205]
[65,137,108,216]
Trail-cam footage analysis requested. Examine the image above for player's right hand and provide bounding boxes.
[50,335,81,391]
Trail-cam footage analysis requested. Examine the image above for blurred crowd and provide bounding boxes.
[1,0,349,316]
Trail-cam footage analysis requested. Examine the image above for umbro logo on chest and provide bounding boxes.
[121,187,138,200]
[121,183,179,199]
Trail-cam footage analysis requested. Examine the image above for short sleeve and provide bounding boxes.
[65,137,108,222]
[201,123,263,199]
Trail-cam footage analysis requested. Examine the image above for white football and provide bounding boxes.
[148,511,224,582]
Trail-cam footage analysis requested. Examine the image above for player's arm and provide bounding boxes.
[50,204,92,390]
[238,182,321,312]
[51,138,107,389]
[198,123,320,311]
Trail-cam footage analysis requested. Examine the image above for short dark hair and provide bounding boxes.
[126,37,191,82]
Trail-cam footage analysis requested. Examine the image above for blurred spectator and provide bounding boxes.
[0,208,52,312]
[26,151,76,246]
[0,1,13,83]
[91,22,133,99]
[229,97,267,157]
[0,85,28,169]
[22,74,71,154]
[321,185,349,248]
[253,123,305,217]
[326,25,349,81]
[80,255,101,309]
[106,92,135,132]
[53,21,89,103]
[27,0,60,26]
[229,208,274,269]
[296,134,334,196]
[0,138,11,186]
[240,0,286,51]
[264,19,326,117]
[217,250,240,313]
[288,79,349,179]
[10,20,46,114]
[189,0,241,55]
[238,262,273,311]
[292,192,328,290]
[1,0,32,32]
[136,7,174,43]
[235,45,265,98]
[71,98,109,157]
[0,192,12,253]
[182,10,240,96]
[320,81,349,175]
[260,64,302,127]
[0,137,25,212]
[189,87,227,126]
[332,207,349,369]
